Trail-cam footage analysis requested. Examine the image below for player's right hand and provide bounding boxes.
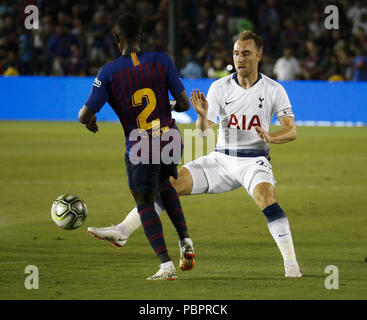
[85,115,99,133]
[255,126,271,143]
[190,89,208,118]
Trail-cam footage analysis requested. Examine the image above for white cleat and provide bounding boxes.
[87,225,128,248]
[179,238,195,271]
[285,261,303,277]
[147,262,178,280]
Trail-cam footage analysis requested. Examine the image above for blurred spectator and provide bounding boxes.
[354,27,367,50]
[71,18,84,38]
[207,56,230,79]
[258,0,280,30]
[196,7,212,44]
[352,46,367,81]
[58,0,73,15]
[260,52,274,78]
[356,10,367,34]
[280,17,302,53]
[301,42,322,80]
[180,18,199,54]
[0,0,16,17]
[4,66,20,76]
[328,74,344,81]
[18,31,34,74]
[213,13,230,42]
[88,12,108,67]
[236,17,254,33]
[61,44,88,76]
[273,47,301,80]
[47,26,78,59]
[333,39,353,80]
[3,51,19,76]
[347,0,367,34]
[146,20,168,52]
[105,0,117,13]
[326,55,346,81]
[201,36,228,76]
[136,1,156,30]
[308,12,326,39]
[47,25,79,75]
[0,16,18,51]
[261,24,281,56]
[227,0,248,34]
[180,47,204,78]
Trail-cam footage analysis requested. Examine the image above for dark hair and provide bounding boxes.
[237,31,264,52]
[115,13,142,40]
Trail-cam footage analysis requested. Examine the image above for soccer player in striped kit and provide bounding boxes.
[79,13,195,280]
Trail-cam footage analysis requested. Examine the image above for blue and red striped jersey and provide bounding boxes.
[84,52,185,154]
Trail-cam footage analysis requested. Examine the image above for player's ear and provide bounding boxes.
[257,51,263,63]
[114,33,120,43]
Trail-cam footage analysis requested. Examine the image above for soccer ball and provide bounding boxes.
[51,194,87,230]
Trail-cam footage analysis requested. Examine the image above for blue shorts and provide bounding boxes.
[124,154,178,193]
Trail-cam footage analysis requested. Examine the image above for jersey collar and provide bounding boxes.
[232,72,262,89]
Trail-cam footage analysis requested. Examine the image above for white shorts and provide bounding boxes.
[183,151,276,198]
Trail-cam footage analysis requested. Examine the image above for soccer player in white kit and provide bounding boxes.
[88,31,302,277]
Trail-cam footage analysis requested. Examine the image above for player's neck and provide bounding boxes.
[122,45,141,56]
[237,70,259,89]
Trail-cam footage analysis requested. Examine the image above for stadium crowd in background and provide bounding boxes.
[1,0,367,80]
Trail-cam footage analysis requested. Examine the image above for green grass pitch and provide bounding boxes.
[0,121,366,300]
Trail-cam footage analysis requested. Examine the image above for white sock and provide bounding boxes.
[179,237,193,248]
[117,195,165,235]
[160,261,174,269]
[267,217,297,263]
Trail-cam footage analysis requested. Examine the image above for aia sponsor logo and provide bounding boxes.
[227,114,261,130]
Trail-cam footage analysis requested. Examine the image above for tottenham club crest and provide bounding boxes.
[258,96,264,108]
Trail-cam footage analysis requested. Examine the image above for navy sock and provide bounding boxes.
[137,203,170,263]
[159,182,189,240]
[262,203,287,223]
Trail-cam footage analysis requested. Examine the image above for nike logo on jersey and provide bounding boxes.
[225,100,235,105]
[227,114,261,130]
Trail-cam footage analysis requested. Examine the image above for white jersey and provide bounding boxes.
[206,73,294,153]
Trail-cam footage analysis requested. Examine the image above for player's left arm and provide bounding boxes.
[256,116,296,144]
[78,105,98,133]
[171,90,191,112]
[164,54,191,112]
[257,83,296,144]
[79,67,109,133]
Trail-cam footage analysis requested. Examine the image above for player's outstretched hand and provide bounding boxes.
[190,89,208,118]
[85,115,99,133]
[255,126,271,143]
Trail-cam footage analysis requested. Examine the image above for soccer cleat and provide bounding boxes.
[179,239,195,271]
[285,261,303,277]
[87,225,128,248]
[147,263,178,280]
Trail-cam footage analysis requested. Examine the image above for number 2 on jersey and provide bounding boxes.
[132,88,160,131]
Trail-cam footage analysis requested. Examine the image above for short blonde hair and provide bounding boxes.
[237,31,264,52]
